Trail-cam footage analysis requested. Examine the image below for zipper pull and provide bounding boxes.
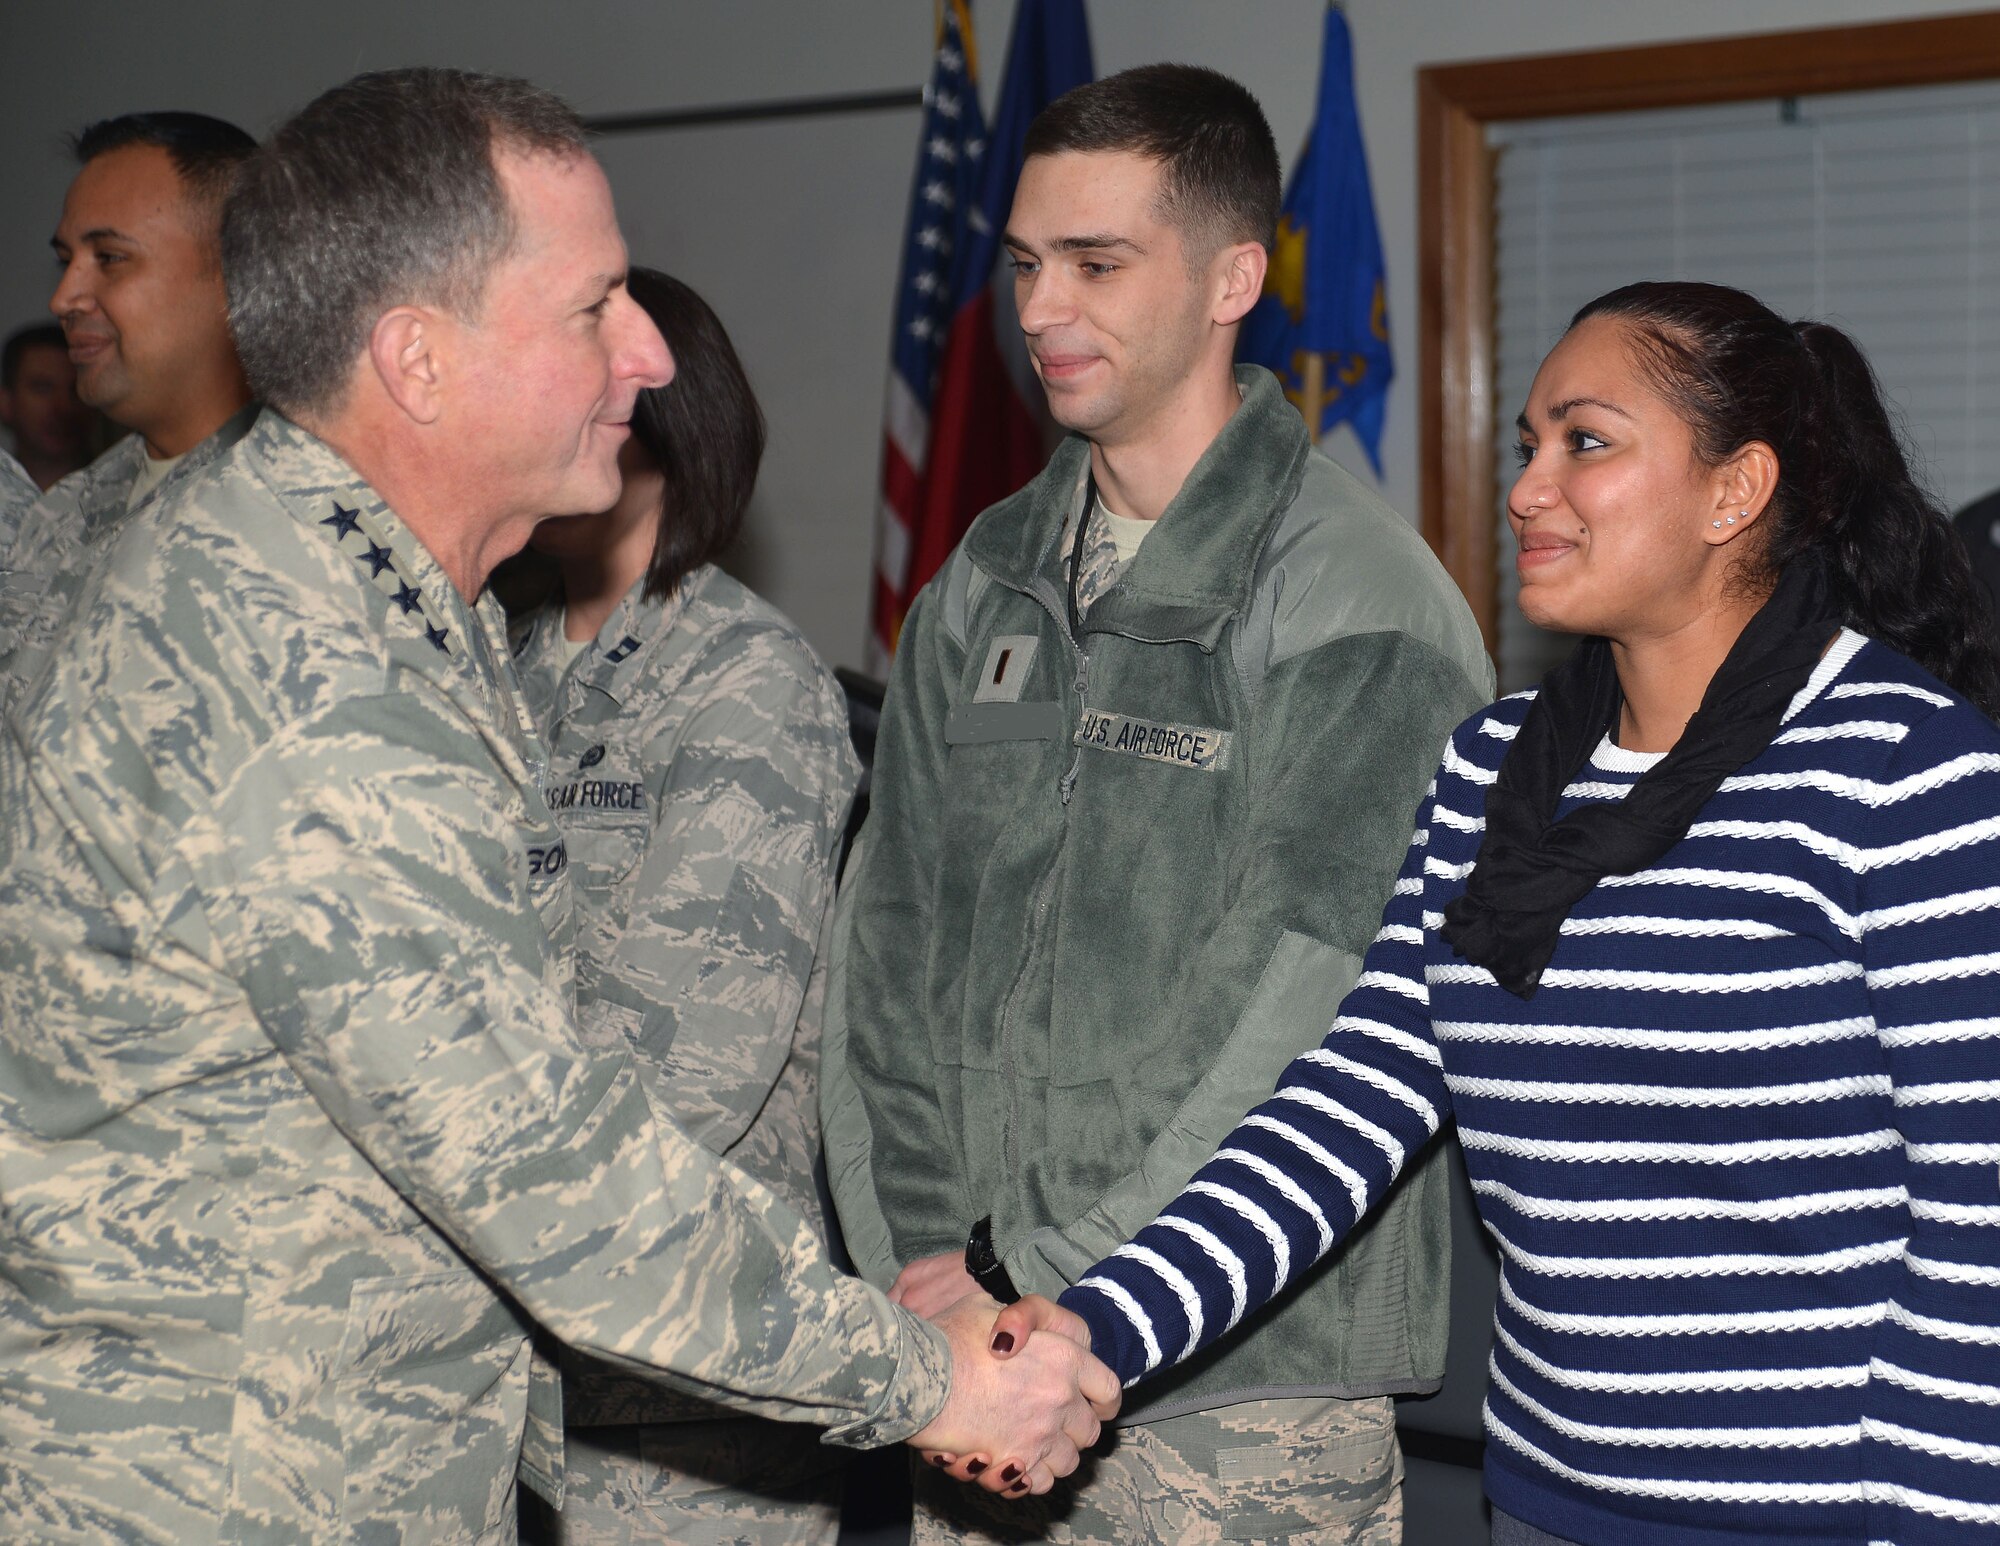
[1060,649,1090,804]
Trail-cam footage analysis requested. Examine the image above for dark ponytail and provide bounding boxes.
[1570,281,2000,716]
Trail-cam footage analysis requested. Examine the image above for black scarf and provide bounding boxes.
[1441,561,1843,998]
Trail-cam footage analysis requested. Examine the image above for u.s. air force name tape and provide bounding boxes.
[1074,709,1232,772]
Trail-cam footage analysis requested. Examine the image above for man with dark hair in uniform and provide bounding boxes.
[0,322,92,493]
[0,111,258,703]
[826,63,1492,1544]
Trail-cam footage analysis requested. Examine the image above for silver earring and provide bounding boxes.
[1712,520,1724,529]
[1726,512,1741,525]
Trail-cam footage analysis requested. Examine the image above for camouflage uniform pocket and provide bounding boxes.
[1212,1397,1402,1542]
[564,815,649,892]
[333,1269,537,1543]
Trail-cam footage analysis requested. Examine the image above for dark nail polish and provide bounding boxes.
[966,1459,986,1475]
[990,1331,1015,1353]
[1000,1464,1020,1483]
[929,1454,949,1468]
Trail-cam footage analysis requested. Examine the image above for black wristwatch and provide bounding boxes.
[964,1215,1021,1303]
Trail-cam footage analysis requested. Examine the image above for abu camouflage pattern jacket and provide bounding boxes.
[0,405,259,716]
[0,450,36,544]
[0,411,946,1545]
[825,366,1494,1422]
[515,564,859,1426]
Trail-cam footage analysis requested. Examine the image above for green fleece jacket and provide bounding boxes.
[823,367,1494,1419]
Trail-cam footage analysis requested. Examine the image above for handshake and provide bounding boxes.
[896,1250,1121,1497]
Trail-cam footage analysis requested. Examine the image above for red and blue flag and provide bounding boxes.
[871,0,1093,666]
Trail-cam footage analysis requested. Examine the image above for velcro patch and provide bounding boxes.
[1074,709,1232,772]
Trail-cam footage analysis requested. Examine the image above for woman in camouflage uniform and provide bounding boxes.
[515,269,858,1546]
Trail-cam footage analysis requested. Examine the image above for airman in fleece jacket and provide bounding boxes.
[823,365,1493,1420]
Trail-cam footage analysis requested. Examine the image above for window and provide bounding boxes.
[1489,81,2000,687]
[1417,13,2000,678]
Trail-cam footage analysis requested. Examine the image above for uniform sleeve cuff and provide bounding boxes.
[821,1306,952,1449]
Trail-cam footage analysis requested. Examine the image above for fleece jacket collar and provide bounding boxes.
[964,365,1311,652]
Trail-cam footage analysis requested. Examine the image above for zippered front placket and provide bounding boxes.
[1027,575,1091,807]
[990,572,1089,1184]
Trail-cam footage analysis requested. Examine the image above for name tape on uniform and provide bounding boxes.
[1074,709,1232,772]
[543,778,649,813]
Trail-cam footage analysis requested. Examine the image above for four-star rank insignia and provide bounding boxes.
[319,502,362,540]
[320,497,455,657]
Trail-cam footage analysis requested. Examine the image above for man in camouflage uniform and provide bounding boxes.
[0,450,36,536]
[0,323,93,493]
[514,268,858,1545]
[0,68,1115,1546]
[0,111,258,709]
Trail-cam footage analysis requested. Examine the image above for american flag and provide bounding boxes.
[870,0,988,671]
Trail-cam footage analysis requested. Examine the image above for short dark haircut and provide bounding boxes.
[1023,63,1281,259]
[3,323,69,389]
[625,268,766,600]
[71,112,256,208]
[222,68,588,418]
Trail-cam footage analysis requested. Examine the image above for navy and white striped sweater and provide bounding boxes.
[1061,632,2000,1545]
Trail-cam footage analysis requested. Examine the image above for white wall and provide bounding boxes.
[3,0,1991,669]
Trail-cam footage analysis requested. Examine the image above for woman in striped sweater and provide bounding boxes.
[970,282,2000,1542]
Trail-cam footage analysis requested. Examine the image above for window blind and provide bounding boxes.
[1489,80,2000,690]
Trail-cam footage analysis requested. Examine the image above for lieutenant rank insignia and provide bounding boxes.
[319,500,455,657]
[973,635,1040,703]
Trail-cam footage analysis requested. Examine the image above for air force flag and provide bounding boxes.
[1239,4,1393,474]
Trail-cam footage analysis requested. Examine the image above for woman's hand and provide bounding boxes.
[908,1292,1117,1496]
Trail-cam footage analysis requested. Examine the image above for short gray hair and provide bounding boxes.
[222,68,588,418]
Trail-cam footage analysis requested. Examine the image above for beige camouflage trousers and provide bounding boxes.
[912,1396,1401,1545]
[519,1419,842,1546]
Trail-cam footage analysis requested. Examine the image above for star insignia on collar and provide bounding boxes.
[391,580,423,616]
[361,541,394,578]
[320,502,362,539]
[424,622,450,654]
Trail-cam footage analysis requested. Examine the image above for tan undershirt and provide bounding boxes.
[126,448,185,511]
[1097,496,1153,566]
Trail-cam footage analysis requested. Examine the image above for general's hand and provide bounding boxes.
[909,1292,1120,1496]
[889,1249,981,1319]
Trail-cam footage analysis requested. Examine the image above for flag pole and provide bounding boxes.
[1300,351,1326,446]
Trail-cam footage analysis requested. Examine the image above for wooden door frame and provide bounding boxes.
[1418,10,2000,652]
